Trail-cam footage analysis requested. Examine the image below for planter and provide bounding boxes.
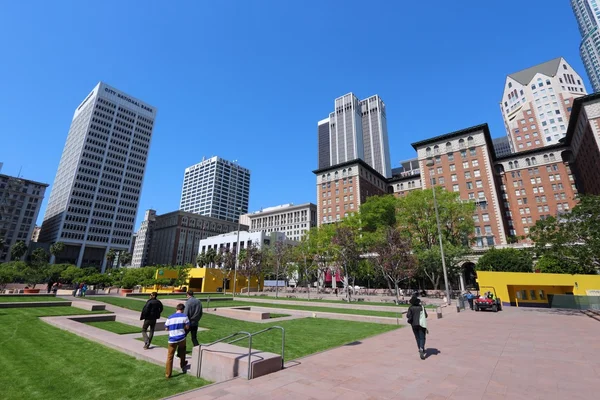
[23,289,41,294]
[120,289,134,296]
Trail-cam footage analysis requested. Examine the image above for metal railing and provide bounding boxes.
[196,326,285,380]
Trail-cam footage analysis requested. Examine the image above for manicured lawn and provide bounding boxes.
[0,306,209,400]
[0,296,62,302]
[90,297,401,360]
[85,320,142,334]
[270,313,290,318]
[126,292,230,298]
[245,295,439,308]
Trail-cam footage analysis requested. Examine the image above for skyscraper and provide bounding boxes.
[317,118,330,169]
[39,82,156,270]
[180,156,250,223]
[321,93,392,178]
[571,0,600,91]
[500,57,586,153]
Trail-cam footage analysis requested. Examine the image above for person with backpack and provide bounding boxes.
[406,295,428,360]
[140,292,164,349]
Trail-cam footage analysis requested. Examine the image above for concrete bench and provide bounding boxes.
[190,342,282,382]
[217,307,270,321]
[71,301,107,312]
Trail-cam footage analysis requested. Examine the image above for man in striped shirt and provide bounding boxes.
[164,303,190,378]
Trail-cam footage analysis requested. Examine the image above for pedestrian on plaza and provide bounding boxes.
[406,295,428,360]
[466,291,474,310]
[72,282,78,297]
[51,282,59,295]
[184,290,203,346]
[140,292,163,350]
[165,303,189,378]
[81,283,88,297]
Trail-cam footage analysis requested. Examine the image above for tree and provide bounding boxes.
[44,263,70,285]
[23,248,50,288]
[476,248,533,273]
[0,262,20,290]
[359,194,398,232]
[535,255,572,274]
[238,242,262,294]
[49,242,65,262]
[331,221,363,302]
[305,224,336,293]
[10,241,28,261]
[119,252,133,267]
[271,241,293,298]
[105,249,117,269]
[293,234,319,299]
[396,188,475,289]
[372,226,417,303]
[529,195,600,274]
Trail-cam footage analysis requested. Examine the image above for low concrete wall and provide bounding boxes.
[0,293,56,297]
[190,342,281,382]
[0,301,72,308]
[215,307,270,321]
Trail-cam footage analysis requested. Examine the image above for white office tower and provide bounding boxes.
[327,93,392,178]
[180,156,250,223]
[571,0,600,91]
[39,82,156,270]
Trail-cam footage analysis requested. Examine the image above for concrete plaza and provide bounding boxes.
[167,306,600,400]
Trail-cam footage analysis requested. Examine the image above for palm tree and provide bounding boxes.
[49,242,65,263]
[119,252,132,267]
[10,241,28,261]
[105,249,117,269]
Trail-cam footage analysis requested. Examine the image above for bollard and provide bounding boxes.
[436,306,443,319]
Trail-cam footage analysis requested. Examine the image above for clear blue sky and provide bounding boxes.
[0,0,587,230]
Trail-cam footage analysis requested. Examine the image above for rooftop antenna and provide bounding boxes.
[17,166,22,178]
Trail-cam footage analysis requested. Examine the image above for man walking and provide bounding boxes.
[140,292,163,349]
[185,290,203,346]
[165,303,189,378]
[466,291,474,310]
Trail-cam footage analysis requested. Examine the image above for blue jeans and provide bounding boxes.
[412,326,427,351]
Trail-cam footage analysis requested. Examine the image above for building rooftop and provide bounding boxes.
[0,173,49,188]
[410,123,492,150]
[508,57,563,85]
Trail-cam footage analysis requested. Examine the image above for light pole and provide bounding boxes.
[232,208,242,297]
[425,159,451,305]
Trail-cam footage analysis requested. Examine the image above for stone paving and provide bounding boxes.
[165,307,600,400]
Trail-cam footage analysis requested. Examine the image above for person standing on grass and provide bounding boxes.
[140,292,163,349]
[184,290,203,347]
[165,303,189,378]
[406,295,428,360]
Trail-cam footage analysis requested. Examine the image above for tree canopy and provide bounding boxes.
[476,248,533,273]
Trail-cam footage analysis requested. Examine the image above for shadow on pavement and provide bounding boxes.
[425,348,441,359]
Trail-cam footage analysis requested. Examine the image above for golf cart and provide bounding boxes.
[474,286,502,312]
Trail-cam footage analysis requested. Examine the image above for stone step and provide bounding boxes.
[190,342,282,382]
[71,300,106,311]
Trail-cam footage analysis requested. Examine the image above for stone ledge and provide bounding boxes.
[0,301,72,308]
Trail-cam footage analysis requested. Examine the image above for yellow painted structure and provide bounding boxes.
[476,271,600,307]
[143,267,263,294]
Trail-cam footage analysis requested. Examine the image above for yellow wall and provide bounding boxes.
[147,267,264,294]
[476,271,600,307]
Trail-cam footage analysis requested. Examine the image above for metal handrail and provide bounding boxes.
[196,326,285,380]
[196,331,252,379]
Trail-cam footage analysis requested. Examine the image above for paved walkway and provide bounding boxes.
[166,307,600,400]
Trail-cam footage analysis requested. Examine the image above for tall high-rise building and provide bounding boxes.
[500,57,587,153]
[39,82,156,270]
[180,156,250,223]
[0,173,48,262]
[317,118,330,169]
[571,0,600,92]
[322,93,392,178]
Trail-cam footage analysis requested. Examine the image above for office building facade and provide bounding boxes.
[180,157,250,223]
[243,203,317,241]
[500,57,586,153]
[131,209,156,268]
[39,82,156,270]
[571,0,600,92]
[0,174,48,262]
[321,93,392,178]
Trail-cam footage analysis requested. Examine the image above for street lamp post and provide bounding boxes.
[425,159,452,305]
[232,209,242,297]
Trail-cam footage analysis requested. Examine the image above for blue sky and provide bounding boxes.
[0,0,587,230]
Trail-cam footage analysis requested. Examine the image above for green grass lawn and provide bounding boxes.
[0,296,63,302]
[126,292,230,298]
[90,297,401,360]
[244,295,439,308]
[269,313,290,318]
[91,296,407,318]
[0,306,208,400]
[84,320,142,334]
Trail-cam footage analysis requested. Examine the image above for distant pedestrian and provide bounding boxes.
[406,295,428,360]
[72,282,78,297]
[140,292,163,350]
[81,283,88,297]
[466,291,474,310]
[185,291,203,346]
[165,303,189,378]
[51,282,59,295]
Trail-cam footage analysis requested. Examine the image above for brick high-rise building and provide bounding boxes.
[500,57,587,153]
[412,124,509,248]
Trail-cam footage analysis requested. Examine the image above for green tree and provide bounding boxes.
[535,255,572,274]
[238,242,262,294]
[119,252,133,267]
[529,195,600,274]
[305,224,336,293]
[0,262,21,289]
[372,226,417,303]
[476,248,533,273]
[396,188,475,289]
[24,248,50,288]
[271,241,293,298]
[105,249,117,269]
[331,220,363,301]
[359,194,398,232]
[49,242,65,262]
[45,263,70,285]
[10,241,28,261]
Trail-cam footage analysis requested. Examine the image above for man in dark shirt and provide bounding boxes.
[140,292,163,349]
[184,290,203,346]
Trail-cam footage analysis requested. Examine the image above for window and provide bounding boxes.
[449,164,456,171]
[470,148,477,156]
[465,171,471,179]
[451,174,457,182]
[466,182,473,189]
[476,180,483,188]
[463,161,469,169]
[472,160,479,167]
[453,184,459,192]
[448,152,454,161]
[482,214,490,222]
[474,170,481,177]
